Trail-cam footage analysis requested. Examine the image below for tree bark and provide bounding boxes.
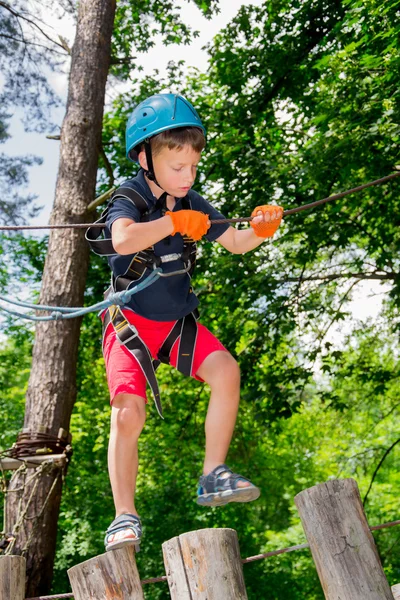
[5,0,116,596]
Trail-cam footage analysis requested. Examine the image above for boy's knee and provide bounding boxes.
[223,354,240,383]
[199,351,240,386]
[111,394,146,437]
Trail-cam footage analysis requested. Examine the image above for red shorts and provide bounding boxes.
[102,309,228,403]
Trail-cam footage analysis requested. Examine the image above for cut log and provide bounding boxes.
[295,479,393,599]
[392,584,400,599]
[68,546,144,599]
[163,528,248,600]
[0,555,26,600]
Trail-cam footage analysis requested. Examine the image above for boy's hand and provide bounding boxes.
[250,205,283,238]
[166,210,210,241]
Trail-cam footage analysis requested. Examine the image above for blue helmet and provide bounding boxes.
[126,93,206,162]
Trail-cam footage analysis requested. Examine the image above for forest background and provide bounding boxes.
[0,0,399,598]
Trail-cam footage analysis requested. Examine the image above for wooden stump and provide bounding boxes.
[162,528,248,600]
[392,584,400,599]
[295,479,393,600]
[68,546,144,599]
[0,555,26,600]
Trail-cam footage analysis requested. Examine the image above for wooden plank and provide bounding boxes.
[0,455,67,470]
[68,546,144,599]
[295,478,393,599]
[163,528,248,600]
[0,555,26,600]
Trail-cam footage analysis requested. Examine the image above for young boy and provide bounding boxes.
[89,94,283,551]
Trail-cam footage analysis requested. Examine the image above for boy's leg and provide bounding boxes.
[107,392,146,543]
[196,350,249,488]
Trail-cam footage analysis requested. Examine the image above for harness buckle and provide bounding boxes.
[155,260,192,278]
[118,328,139,345]
[160,253,182,263]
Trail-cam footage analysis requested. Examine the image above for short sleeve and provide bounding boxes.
[189,192,230,242]
[106,197,142,231]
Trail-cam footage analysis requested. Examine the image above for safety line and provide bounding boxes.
[0,268,162,322]
[23,517,400,599]
[1,171,399,232]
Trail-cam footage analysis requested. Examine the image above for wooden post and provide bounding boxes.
[392,584,400,599]
[162,528,248,600]
[67,546,144,599]
[0,555,26,600]
[295,479,393,600]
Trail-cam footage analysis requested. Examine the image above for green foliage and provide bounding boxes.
[2,0,400,598]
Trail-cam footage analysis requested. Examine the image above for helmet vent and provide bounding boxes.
[143,112,147,116]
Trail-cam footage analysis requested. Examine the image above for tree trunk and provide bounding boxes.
[5,0,116,596]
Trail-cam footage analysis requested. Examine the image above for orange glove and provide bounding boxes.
[250,205,283,238]
[166,210,210,241]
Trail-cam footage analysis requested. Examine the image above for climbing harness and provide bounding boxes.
[103,305,198,418]
[87,183,199,418]
[0,170,399,414]
[85,185,196,282]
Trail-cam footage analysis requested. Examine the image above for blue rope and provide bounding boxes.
[0,269,162,322]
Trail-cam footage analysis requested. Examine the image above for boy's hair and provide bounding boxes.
[147,126,206,157]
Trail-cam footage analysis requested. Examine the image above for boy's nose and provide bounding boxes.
[184,172,195,185]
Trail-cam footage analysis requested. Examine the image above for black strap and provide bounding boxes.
[85,187,150,257]
[158,312,198,377]
[177,313,198,375]
[103,307,163,418]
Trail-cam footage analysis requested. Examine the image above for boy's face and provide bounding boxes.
[139,144,201,197]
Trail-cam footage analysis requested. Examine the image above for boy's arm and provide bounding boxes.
[216,207,283,254]
[111,216,174,255]
[111,210,210,254]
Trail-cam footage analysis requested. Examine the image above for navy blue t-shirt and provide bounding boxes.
[105,170,229,321]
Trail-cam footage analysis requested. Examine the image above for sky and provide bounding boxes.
[3,0,387,326]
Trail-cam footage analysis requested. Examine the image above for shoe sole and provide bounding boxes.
[197,485,260,507]
[105,538,141,552]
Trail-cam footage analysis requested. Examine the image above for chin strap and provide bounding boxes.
[144,139,162,189]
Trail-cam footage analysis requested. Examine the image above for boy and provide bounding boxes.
[89,94,283,551]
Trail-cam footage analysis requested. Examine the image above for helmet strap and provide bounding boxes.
[144,140,162,189]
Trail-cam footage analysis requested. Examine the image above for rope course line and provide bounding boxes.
[0,171,398,232]
[22,518,400,600]
[0,170,399,323]
[0,268,162,322]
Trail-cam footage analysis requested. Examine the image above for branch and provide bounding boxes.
[0,32,65,55]
[363,437,400,506]
[99,146,115,187]
[87,187,116,212]
[110,55,137,65]
[278,271,397,283]
[0,0,68,53]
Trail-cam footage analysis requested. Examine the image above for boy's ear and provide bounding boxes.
[138,149,148,170]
